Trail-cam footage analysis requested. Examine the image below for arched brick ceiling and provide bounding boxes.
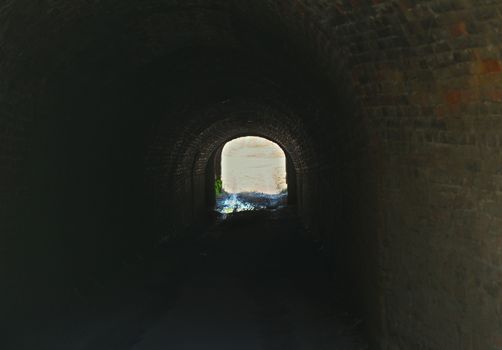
[2,2,502,350]
[171,101,317,175]
[0,0,349,179]
[3,1,500,99]
[5,0,500,174]
[0,0,351,102]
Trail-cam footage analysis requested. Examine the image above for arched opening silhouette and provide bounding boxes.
[214,136,288,213]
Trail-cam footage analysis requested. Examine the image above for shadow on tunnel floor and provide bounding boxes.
[9,208,367,350]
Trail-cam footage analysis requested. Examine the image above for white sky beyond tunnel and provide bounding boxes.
[221,136,287,194]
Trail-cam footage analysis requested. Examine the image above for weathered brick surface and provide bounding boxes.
[1,1,501,349]
[257,1,502,348]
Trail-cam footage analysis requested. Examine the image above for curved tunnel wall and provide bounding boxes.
[155,103,317,233]
[1,1,502,349]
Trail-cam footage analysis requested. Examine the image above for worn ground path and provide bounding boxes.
[11,209,367,350]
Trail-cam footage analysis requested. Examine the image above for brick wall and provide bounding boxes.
[0,1,500,348]
[249,1,502,348]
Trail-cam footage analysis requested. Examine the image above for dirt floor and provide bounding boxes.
[10,208,367,350]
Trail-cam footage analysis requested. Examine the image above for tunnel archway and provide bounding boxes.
[2,1,501,349]
[151,104,315,235]
[221,136,287,195]
[211,135,290,214]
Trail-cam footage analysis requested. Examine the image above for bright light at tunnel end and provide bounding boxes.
[216,136,288,214]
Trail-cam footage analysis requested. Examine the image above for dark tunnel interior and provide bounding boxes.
[2,1,502,349]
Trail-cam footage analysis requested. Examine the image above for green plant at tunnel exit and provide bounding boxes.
[215,178,223,196]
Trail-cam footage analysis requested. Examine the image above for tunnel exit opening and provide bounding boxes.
[214,136,288,214]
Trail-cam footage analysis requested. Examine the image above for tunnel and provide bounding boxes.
[1,1,502,349]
